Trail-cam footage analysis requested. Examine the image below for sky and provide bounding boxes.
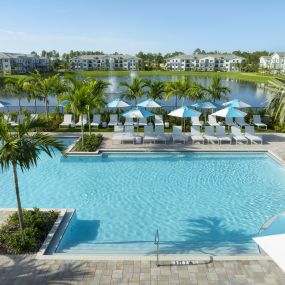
[0,0,284,55]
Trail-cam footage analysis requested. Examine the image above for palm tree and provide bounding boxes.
[61,81,90,146]
[203,76,231,101]
[266,79,285,125]
[165,77,204,107]
[23,74,41,113]
[0,118,65,230]
[85,79,109,135]
[143,80,165,100]
[119,78,147,105]
[4,77,26,112]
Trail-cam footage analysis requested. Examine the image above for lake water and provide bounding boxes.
[0,75,269,113]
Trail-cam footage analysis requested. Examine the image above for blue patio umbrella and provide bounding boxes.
[137,98,162,108]
[223,99,251,108]
[122,107,154,134]
[107,98,130,108]
[168,106,201,132]
[212,106,247,118]
[0,100,11,108]
[192,99,221,109]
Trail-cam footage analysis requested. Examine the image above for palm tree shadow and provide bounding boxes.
[0,255,92,284]
[148,216,257,255]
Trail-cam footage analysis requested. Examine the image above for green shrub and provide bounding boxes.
[75,134,103,152]
[0,208,58,254]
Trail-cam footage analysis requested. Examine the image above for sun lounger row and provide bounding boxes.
[3,114,38,126]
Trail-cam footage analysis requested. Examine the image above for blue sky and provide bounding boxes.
[0,0,284,55]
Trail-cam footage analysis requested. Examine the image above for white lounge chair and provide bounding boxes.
[155,115,164,126]
[245,126,263,144]
[76,115,87,127]
[143,125,156,143]
[108,114,118,126]
[231,126,248,144]
[59,114,75,128]
[139,117,148,126]
[30,114,38,122]
[3,114,11,124]
[253,115,267,129]
[203,126,219,144]
[207,115,220,126]
[216,126,231,145]
[155,125,168,144]
[91,114,101,127]
[172,126,187,144]
[235,117,249,128]
[190,126,204,144]
[191,116,203,127]
[10,114,25,127]
[124,117,134,126]
[225,117,236,127]
[112,125,124,144]
[122,126,135,144]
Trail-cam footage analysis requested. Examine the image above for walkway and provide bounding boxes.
[0,255,285,285]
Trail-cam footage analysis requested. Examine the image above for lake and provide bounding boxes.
[0,74,269,113]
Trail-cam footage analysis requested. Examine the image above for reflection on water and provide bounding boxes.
[0,75,269,108]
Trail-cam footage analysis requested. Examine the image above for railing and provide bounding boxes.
[154,229,160,267]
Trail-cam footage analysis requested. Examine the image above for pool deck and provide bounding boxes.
[59,132,285,163]
[1,132,285,284]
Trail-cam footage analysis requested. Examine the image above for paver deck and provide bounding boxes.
[0,255,285,285]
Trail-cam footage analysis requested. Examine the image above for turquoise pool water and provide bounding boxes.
[0,144,285,255]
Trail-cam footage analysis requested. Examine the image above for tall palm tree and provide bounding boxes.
[119,78,147,105]
[203,76,231,101]
[165,77,204,107]
[0,118,65,230]
[143,80,165,100]
[4,77,27,112]
[23,74,41,113]
[266,79,285,125]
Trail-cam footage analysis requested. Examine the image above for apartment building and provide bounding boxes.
[70,54,141,71]
[166,54,245,72]
[0,52,50,75]
[260,52,285,73]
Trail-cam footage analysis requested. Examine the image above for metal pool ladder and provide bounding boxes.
[154,229,160,267]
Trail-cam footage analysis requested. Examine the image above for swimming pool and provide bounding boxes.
[1,144,285,255]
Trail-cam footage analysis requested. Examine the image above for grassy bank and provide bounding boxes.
[62,70,282,84]
[1,70,284,84]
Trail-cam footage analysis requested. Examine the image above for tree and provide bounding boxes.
[119,78,147,104]
[165,77,204,107]
[203,76,231,101]
[4,77,27,112]
[0,118,65,230]
[266,79,285,125]
[143,80,166,100]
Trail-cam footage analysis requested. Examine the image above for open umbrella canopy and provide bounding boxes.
[59,100,70,107]
[223,99,251,108]
[122,107,154,119]
[137,98,162,108]
[0,100,11,108]
[212,106,247,118]
[108,98,130,108]
[192,99,221,109]
[168,106,201,118]
[253,213,285,272]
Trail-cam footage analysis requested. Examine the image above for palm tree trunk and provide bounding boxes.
[12,162,24,230]
[88,111,91,135]
[81,114,84,147]
[18,98,21,113]
[44,99,49,121]
[34,99,37,114]
[175,95,178,108]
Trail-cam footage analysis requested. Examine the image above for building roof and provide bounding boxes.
[166,54,244,61]
[71,54,141,61]
[0,52,48,60]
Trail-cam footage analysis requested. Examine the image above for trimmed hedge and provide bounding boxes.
[74,134,103,152]
[0,208,58,254]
